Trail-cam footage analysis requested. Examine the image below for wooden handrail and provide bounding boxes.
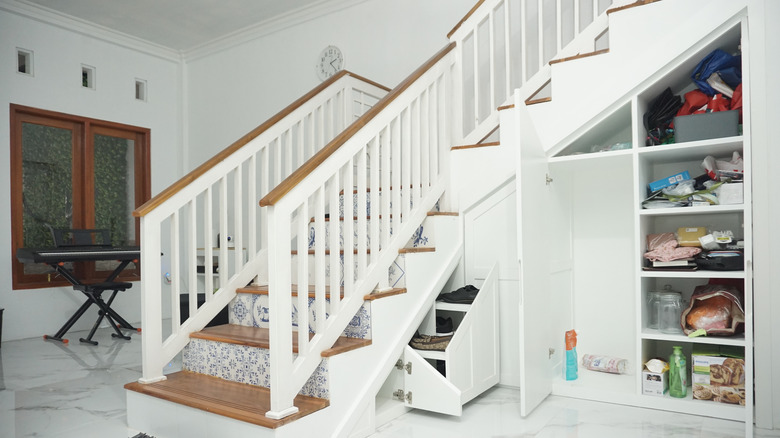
[447,0,486,39]
[133,70,390,218]
[259,42,457,207]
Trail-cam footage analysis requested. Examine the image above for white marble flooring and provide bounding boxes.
[0,326,778,438]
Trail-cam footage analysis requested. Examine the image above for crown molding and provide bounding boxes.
[0,0,182,63]
[183,0,369,62]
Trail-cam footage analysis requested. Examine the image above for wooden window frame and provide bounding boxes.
[10,104,151,290]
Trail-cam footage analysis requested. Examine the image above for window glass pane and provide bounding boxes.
[21,122,73,274]
[93,134,135,246]
[93,133,137,273]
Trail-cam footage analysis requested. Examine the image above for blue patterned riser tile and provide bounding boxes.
[182,339,329,399]
[388,254,406,289]
[229,294,371,340]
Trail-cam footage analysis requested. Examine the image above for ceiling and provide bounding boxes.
[23,0,329,51]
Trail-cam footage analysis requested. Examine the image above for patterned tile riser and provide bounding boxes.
[229,294,372,340]
[182,338,329,399]
[290,252,406,289]
[305,191,437,251]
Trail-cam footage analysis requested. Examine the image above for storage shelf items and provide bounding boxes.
[538,19,752,428]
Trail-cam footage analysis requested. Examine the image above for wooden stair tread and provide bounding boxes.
[526,97,552,106]
[427,211,458,216]
[124,371,328,429]
[399,247,436,254]
[237,284,344,298]
[190,324,370,357]
[607,0,660,15]
[497,104,515,111]
[549,48,609,65]
[451,141,500,151]
[364,287,407,301]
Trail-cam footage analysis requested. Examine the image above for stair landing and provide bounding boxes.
[124,371,328,429]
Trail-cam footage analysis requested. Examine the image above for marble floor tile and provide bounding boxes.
[1,326,778,438]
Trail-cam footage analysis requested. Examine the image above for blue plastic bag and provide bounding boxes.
[691,49,741,96]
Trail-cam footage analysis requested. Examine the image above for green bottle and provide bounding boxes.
[669,346,687,398]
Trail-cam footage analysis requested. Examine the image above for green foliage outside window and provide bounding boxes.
[22,124,131,247]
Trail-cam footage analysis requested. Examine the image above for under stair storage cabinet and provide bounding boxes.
[515,18,753,432]
[376,264,500,419]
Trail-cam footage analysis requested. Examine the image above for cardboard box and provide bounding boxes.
[691,345,745,404]
[642,368,668,396]
[648,171,691,192]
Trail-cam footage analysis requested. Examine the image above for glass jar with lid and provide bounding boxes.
[647,285,682,332]
[658,290,684,334]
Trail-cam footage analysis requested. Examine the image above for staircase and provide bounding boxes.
[122,0,699,436]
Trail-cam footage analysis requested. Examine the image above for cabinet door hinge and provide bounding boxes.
[393,389,413,403]
[395,359,412,374]
[546,174,553,185]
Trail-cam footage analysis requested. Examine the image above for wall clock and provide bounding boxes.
[317,45,344,81]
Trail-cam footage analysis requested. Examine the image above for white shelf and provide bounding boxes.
[639,204,745,216]
[637,136,743,162]
[413,349,446,360]
[640,270,745,279]
[640,389,745,422]
[640,329,746,347]
[434,302,471,312]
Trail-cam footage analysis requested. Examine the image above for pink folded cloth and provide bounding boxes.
[644,239,701,262]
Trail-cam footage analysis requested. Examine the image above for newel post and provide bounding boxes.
[138,215,166,384]
[265,204,299,419]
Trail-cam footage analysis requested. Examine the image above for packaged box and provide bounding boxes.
[642,368,668,396]
[674,110,739,143]
[648,171,691,192]
[716,182,744,205]
[691,345,745,404]
[677,227,707,247]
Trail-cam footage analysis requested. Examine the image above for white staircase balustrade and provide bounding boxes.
[262,44,456,418]
[449,0,636,146]
[135,73,389,384]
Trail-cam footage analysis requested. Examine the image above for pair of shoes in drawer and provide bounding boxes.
[409,333,452,351]
[436,285,479,304]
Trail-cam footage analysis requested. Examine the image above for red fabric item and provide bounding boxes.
[677,90,710,117]
[731,84,743,122]
[709,94,730,112]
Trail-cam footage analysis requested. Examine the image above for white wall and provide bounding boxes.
[184,0,475,169]
[0,7,183,341]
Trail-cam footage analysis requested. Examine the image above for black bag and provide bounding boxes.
[695,250,744,271]
[644,87,683,145]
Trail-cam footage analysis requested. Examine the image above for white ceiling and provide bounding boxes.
[23,0,329,51]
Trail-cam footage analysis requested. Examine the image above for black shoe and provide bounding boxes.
[437,285,479,304]
[436,316,453,336]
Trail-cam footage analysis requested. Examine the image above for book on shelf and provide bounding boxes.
[652,258,695,267]
[643,258,697,271]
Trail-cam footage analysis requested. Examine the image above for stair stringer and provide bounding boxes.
[529,0,748,153]
[270,216,462,438]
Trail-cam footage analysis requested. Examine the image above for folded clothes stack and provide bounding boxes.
[436,284,480,304]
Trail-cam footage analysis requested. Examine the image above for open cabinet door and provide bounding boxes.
[513,102,553,417]
[402,346,462,416]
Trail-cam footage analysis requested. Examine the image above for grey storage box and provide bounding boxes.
[674,110,739,143]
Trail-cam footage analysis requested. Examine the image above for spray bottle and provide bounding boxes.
[565,330,578,381]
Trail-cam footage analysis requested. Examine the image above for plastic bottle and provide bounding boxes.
[565,330,578,381]
[669,346,687,398]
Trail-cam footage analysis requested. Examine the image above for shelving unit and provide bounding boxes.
[517,18,752,433]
